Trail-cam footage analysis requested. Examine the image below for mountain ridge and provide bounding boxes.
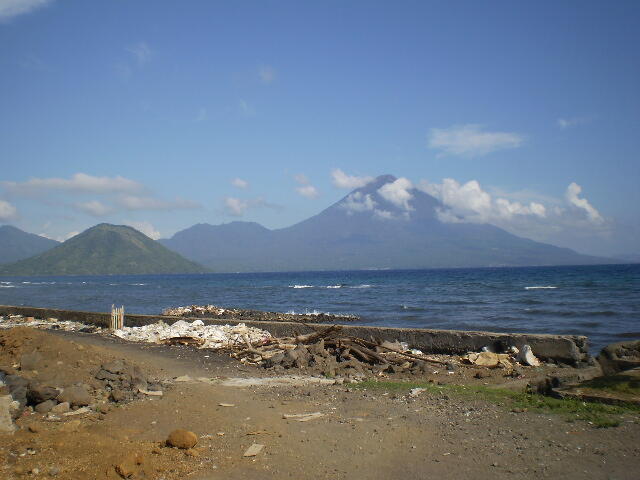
[160,175,614,272]
[0,223,208,276]
[0,225,60,264]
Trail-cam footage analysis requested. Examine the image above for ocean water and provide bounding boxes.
[1,264,638,353]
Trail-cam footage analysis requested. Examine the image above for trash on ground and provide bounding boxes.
[283,412,324,422]
[243,443,265,457]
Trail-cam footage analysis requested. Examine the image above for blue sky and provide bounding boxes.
[1,0,639,256]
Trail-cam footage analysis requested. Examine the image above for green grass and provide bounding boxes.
[354,379,640,428]
[578,374,640,396]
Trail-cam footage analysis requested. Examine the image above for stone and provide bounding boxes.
[49,466,60,476]
[58,419,81,432]
[20,352,43,371]
[597,340,640,375]
[28,423,42,433]
[28,384,60,405]
[95,369,119,382]
[517,345,541,367]
[58,386,91,407]
[51,402,70,414]
[0,395,16,433]
[102,360,126,375]
[110,389,127,403]
[35,400,57,413]
[166,429,198,449]
[114,454,144,479]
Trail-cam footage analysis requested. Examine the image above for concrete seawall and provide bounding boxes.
[0,305,589,365]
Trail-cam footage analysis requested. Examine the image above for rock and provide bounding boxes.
[110,389,127,403]
[35,400,57,413]
[95,369,119,382]
[465,352,500,367]
[115,453,145,479]
[28,423,42,433]
[517,345,541,367]
[49,466,60,476]
[166,429,198,449]
[0,395,16,433]
[58,386,91,407]
[102,360,126,375]
[20,352,43,371]
[597,340,640,375]
[51,402,70,414]
[28,384,60,405]
[474,370,490,379]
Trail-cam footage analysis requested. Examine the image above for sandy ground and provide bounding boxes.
[1,328,639,480]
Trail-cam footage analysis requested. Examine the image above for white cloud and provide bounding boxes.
[115,195,200,211]
[565,182,603,224]
[223,197,249,216]
[331,169,374,189]
[428,124,524,157]
[126,42,151,65]
[222,197,281,217]
[74,200,113,217]
[124,221,161,240]
[0,200,17,220]
[296,185,319,199]
[556,116,591,129]
[238,99,255,117]
[341,192,376,213]
[231,178,249,189]
[0,0,52,21]
[294,174,319,198]
[378,177,414,211]
[419,178,547,224]
[259,65,276,84]
[2,173,142,195]
[60,230,79,241]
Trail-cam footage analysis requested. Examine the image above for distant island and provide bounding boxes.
[0,175,617,276]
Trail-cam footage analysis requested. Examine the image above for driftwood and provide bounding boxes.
[228,324,453,372]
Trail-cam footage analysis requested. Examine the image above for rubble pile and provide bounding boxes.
[162,304,359,323]
[0,315,100,333]
[112,320,272,349]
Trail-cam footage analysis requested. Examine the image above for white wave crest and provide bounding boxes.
[326,285,342,289]
[0,285,15,288]
[290,285,313,289]
[351,284,372,289]
[525,286,557,290]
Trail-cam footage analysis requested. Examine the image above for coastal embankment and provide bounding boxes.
[0,305,588,365]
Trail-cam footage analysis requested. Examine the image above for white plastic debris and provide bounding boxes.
[517,344,541,367]
[112,319,272,350]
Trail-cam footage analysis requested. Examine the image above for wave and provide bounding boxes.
[0,285,15,288]
[129,283,147,286]
[525,286,557,290]
[290,285,313,289]
[326,285,342,289]
[351,284,372,289]
[0,281,12,284]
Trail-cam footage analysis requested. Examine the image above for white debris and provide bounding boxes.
[517,344,541,367]
[0,316,95,332]
[112,319,272,350]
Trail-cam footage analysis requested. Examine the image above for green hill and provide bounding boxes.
[0,223,208,276]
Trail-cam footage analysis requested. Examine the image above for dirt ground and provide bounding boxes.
[1,327,639,480]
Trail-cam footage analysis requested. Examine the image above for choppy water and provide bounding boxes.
[1,264,638,353]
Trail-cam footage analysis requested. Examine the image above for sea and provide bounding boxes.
[1,264,638,353]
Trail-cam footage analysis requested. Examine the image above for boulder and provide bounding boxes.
[27,384,60,405]
[51,402,70,414]
[58,385,91,407]
[0,395,16,433]
[35,400,57,413]
[597,340,640,375]
[166,429,198,449]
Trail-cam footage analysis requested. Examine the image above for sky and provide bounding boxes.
[0,0,639,257]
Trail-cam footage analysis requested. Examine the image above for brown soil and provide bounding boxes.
[1,328,639,479]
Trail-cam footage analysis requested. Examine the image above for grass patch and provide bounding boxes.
[354,379,640,428]
[579,374,640,396]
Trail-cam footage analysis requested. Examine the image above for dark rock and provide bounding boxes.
[95,369,119,382]
[102,360,126,375]
[35,400,56,413]
[20,352,43,371]
[264,352,285,369]
[27,384,60,405]
[58,385,91,407]
[445,362,457,372]
[597,340,640,375]
[110,389,127,403]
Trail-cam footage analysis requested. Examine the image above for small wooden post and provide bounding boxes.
[111,305,125,330]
